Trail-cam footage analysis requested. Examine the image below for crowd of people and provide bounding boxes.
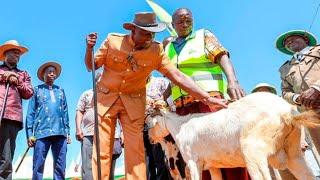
[0,6,319,180]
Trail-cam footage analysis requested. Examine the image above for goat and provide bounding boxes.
[146,92,320,180]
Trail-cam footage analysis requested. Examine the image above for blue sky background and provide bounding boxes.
[1,0,319,178]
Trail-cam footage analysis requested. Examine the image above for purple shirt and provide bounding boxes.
[0,64,34,122]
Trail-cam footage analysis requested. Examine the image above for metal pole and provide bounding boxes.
[91,48,102,180]
[15,122,39,173]
[15,147,30,173]
[0,83,10,127]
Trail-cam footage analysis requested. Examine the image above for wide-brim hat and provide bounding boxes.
[0,40,28,61]
[276,30,317,55]
[37,61,62,82]
[251,83,277,95]
[123,12,166,33]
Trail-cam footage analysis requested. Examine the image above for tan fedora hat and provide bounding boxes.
[123,12,166,33]
[37,61,62,82]
[0,40,28,61]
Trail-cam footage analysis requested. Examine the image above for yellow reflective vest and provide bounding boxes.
[165,29,227,101]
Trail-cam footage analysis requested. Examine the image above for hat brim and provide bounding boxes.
[123,22,166,33]
[251,86,277,94]
[276,30,317,55]
[0,44,28,61]
[37,62,62,82]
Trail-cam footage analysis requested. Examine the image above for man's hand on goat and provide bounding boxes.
[299,87,320,109]
[227,81,246,101]
[205,97,228,108]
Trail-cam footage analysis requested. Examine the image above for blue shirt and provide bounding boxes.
[25,84,70,139]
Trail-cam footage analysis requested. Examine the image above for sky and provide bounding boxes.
[1,0,320,178]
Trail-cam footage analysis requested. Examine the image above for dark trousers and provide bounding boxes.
[110,154,121,180]
[32,135,67,180]
[0,120,21,180]
[151,143,172,180]
[144,130,171,180]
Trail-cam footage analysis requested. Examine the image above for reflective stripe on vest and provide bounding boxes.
[165,29,227,101]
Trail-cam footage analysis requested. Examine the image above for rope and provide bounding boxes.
[308,1,320,31]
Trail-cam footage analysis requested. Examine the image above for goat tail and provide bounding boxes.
[290,109,320,128]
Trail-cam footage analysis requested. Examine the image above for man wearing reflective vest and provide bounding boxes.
[164,8,249,180]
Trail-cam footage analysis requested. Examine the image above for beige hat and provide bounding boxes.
[0,40,28,61]
[251,83,277,95]
[37,62,62,82]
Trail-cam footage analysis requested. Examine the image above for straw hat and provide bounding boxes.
[37,61,62,82]
[0,40,28,61]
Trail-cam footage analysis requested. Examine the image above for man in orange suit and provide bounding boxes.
[85,12,227,180]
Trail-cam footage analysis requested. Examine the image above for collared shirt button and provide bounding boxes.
[119,92,122,95]
[122,80,126,83]
[126,69,130,72]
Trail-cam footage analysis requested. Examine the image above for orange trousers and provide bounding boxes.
[92,98,146,180]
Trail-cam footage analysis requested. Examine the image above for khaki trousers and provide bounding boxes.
[92,98,147,180]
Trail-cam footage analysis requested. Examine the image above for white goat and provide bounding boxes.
[146,92,320,180]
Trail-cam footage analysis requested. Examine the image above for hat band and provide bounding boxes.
[135,23,158,27]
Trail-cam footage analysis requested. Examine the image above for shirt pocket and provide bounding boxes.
[285,70,301,91]
[136,59,153,72]
[308,58,320,71]
[105,51,127,71]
